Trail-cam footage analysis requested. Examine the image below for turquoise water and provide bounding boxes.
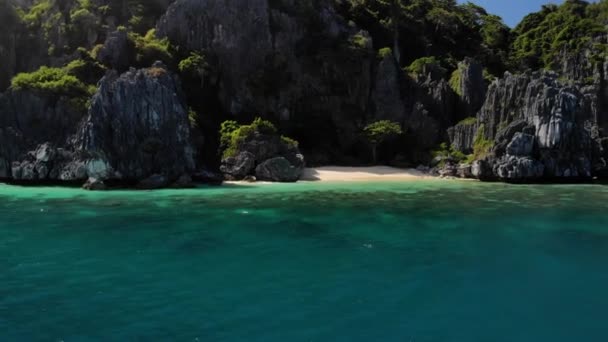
[1,180,608,341]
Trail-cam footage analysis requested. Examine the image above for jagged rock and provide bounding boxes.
[82,177,107,191]
[220,152,255,180]
[448,119,477,153]
[506,133,535,157]
[474,71,601,180]
[137,174,169,190]
[457,163,473,178]
[75,62,197,182]
[456,58,486,118]
[0,157,9,178]
[471,160,492,179]
[494,156,545,180]
[406,102,441,152]
[95,29,134,72]
[255,157,302,182]
[372,52,406,122]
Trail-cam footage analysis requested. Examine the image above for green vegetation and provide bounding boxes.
[220,118,296,159]
[406,56,445,77]
[129,29,173,66]
[468,124,494,163]
[512,0,606,71]
[458,117,477,126]
[378,47,393,59]
[449,67,463,96]
[432,142,467,166]
[363,120,403,164]
[11,66,92,97]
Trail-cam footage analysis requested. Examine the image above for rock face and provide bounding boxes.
[0,62,199,188]
[448,119,477,154]
[95,29,134,72]
[157,0,374,161]
[456,58,486,118]
[463,70,606,181]
[75,62,197,182]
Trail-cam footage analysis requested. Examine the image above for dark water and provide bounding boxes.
[1,180,608,341]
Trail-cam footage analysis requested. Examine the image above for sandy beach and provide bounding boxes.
[300,166,431,182]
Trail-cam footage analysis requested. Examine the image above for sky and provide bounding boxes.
[457,0,599,27]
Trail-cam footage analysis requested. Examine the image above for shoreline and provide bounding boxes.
[299,166,434,182]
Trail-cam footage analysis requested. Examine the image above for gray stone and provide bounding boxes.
[448,119,477,153]
[220,152,256,180]
[82,177,107,191]
[506,133,535,157]
[494,156,545,180]
[255,157,302,182]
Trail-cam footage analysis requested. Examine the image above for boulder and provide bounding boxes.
[220,152,255,180]
[456,163,473,178]
[494,156,545,180]
[82,177,107,191]
[255,157,303,182]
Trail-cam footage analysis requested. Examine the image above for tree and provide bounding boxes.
[363,120,403,164]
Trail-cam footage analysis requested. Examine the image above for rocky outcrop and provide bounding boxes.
[95,29,134,72]
[448,119,477,154]
[371,51,406,123]
[220,131,304,182]
[75,62,197,182]
[0,62,199,188]
[455,58,486,118]
[468,71,605,181]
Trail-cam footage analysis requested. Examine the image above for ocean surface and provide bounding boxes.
[1,180,608,341]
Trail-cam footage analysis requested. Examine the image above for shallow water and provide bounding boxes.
[1,180,608,341]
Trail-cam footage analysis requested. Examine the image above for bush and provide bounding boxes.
[406,56,447,78]
[378,47,393,59]
[220,117,297,159]
[64,57,105,84]
[250,117,277,135]
[467,124,494,162]
[281,135,299,149]
[449,66,462,96]
[11,66,91,96]
[178,52,208,76]
[458,117,477,125]
[432,142,467,165]
[130,29,172,66]
[363,120,403,163]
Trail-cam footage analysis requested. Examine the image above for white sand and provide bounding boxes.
[300,166,432,182]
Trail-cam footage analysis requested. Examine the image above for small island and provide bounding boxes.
[1,0,607,188]
[2,1,608,341]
